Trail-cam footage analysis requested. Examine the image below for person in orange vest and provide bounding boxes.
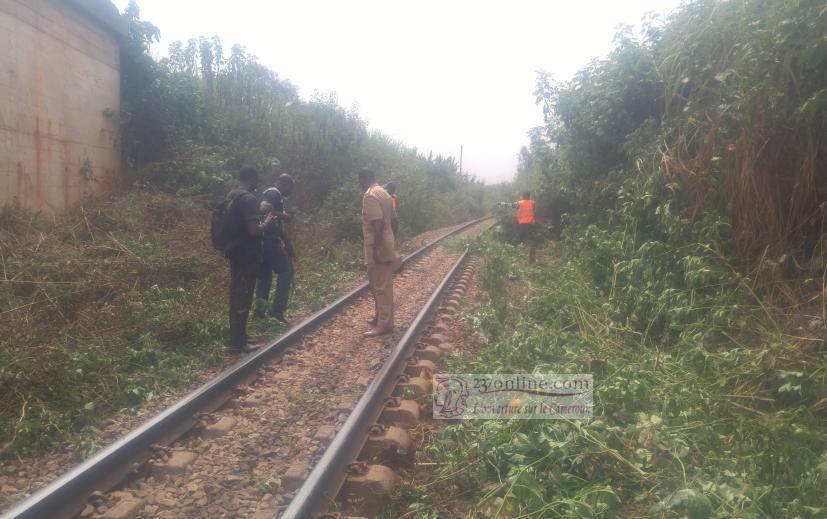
[513,191,536,243]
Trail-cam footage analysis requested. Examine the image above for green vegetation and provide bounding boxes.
[393,0,827,517]
[396,233,827,517]
[119,2,486,239]
[0,1,486,460]
[0,191,359,459]
[520,0,826,264]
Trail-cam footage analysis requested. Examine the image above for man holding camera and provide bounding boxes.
[255,174,296,324]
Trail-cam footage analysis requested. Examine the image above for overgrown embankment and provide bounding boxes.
[520,0,827,270]
[0,191,361,459]
[391,0,827,516]
[393,231,827,517]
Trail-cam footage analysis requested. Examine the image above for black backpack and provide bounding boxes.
[211,192,242,252]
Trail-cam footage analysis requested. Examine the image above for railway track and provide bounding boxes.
[2,217,494,519]
[282,252,481,519]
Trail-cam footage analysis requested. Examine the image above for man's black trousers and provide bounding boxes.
[257,244,293,317]
[229,256,260,350]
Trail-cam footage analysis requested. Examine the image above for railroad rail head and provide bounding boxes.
[281,248,474,518]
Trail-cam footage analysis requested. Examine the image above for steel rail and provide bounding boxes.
[281,249,471,518]
[2,217,489,519]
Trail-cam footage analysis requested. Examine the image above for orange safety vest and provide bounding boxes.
[516,199,535,224]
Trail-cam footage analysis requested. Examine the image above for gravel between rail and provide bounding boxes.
[0,219,486,517]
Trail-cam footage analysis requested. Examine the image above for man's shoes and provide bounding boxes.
[363,327,393,338]
[268,311,289,325]
[231,343,261,354]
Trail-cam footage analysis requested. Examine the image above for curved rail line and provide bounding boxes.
[282,248,473,518]
[2,217,491,519]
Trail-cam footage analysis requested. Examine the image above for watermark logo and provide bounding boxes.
[433,374,593,420]
[433,376,471,418]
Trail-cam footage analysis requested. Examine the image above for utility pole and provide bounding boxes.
[458,145,463,174]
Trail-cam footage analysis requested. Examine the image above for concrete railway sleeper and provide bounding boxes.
[282,253,485,519]
[1,218,493,519]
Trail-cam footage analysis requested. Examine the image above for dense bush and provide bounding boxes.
[396,234,827,517]
[119,2,486,241]
[520,0,827,265]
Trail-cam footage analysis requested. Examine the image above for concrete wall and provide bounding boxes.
[0,0,120,212]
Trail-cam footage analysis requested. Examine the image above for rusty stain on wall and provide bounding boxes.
[1,0,122,212]
[61,140,71,209]
[16,162,32,201]
[33,117,43,204]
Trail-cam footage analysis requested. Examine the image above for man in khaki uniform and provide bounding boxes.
[359,168,400,337]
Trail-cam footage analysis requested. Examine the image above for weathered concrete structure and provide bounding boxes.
[0,0,126,212]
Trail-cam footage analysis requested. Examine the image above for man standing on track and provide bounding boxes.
[224,166,274,353]
[254,174,295,324]
[359,168,400,337]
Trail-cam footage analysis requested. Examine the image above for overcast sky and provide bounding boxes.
[114,0,683,183]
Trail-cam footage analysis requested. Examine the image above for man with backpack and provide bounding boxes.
[212,166,274,353]
[254,174,295,324]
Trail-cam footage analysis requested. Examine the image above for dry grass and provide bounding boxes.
[0,190,228,457]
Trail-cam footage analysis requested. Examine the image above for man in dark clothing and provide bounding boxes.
[225,166,274,353]
[254,174,295,324]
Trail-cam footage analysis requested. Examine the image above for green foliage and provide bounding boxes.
[520,0,827,263]
[405,234,827,517]
[447,8,827,513]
